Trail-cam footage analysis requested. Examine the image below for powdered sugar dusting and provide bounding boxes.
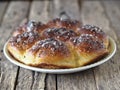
[43,28,77,41]
[9,31,40,49]
[70,34,104,52]
[33,38,63,50]
[31,38,70,56]
[82,24,103,34]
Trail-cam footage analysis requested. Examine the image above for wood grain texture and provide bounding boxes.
[0,2,8,75]
[102,1,120,89]
[57,70,96,90]
[53,0,81,20]
[52,0,96,90]
[45,74,56,90]
[102,1,120,44]
[29,0,51,23]
[15,68,46,90]
[15,1,56,90]
[0,1,30,90]
[81,1,120,90]
[0,2,8,25]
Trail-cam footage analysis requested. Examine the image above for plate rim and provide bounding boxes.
[3,37,116,74]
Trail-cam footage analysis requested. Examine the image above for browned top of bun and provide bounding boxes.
[9,31,41,50]
[42,28,77,41]
[78,24,106,39]
[29,38,70,57]
[70,34,105,53]
[47,18,81,31]
[13,21,48,36]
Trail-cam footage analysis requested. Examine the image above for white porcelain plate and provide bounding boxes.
[4,37,116,74]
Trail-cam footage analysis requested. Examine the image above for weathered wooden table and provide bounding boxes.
[0,0,120,90]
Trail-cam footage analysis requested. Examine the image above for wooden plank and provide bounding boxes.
[102,1,120,44]
[52,0,96,90]
[0,1,30,90]
[29,0,51,23]
[0,2,8,72]
[53,0,81,20]
[15,1,56,90]
[101,1,120,89]
[0,2,8,25]
[81,1,120,90]
[57,70,97,90]
[15,68,46,90]
[45,74,56,90]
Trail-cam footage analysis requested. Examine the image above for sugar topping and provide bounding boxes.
[71,34,94,44]
[71,34,104,52]
[43,28,77,41]
[17,31,39,41]
[9,31,40,49]
[81,24,104,34]
[31,38,69,55]
[32,38,63,50]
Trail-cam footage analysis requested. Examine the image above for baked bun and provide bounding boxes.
[7,18,109,69]
[47,18,82,32]
[25,38,76,68]
[77,24,109,48]
[69,34,108,66]
[41,28,77,42]
[8,31,41,62]
[13,21,48,36]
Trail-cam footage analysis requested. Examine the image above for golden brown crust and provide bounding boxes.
[9,31,41,50]
[41,28,77,42]
[77,24,109,48]
[70,34,105,53]
[47,18,82,32]
[29,38,70,57]
[7,18,109,69]
[24,38,76,68]
[69,34,108,66]
[12,21,48,36]
[7,31,42,64]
